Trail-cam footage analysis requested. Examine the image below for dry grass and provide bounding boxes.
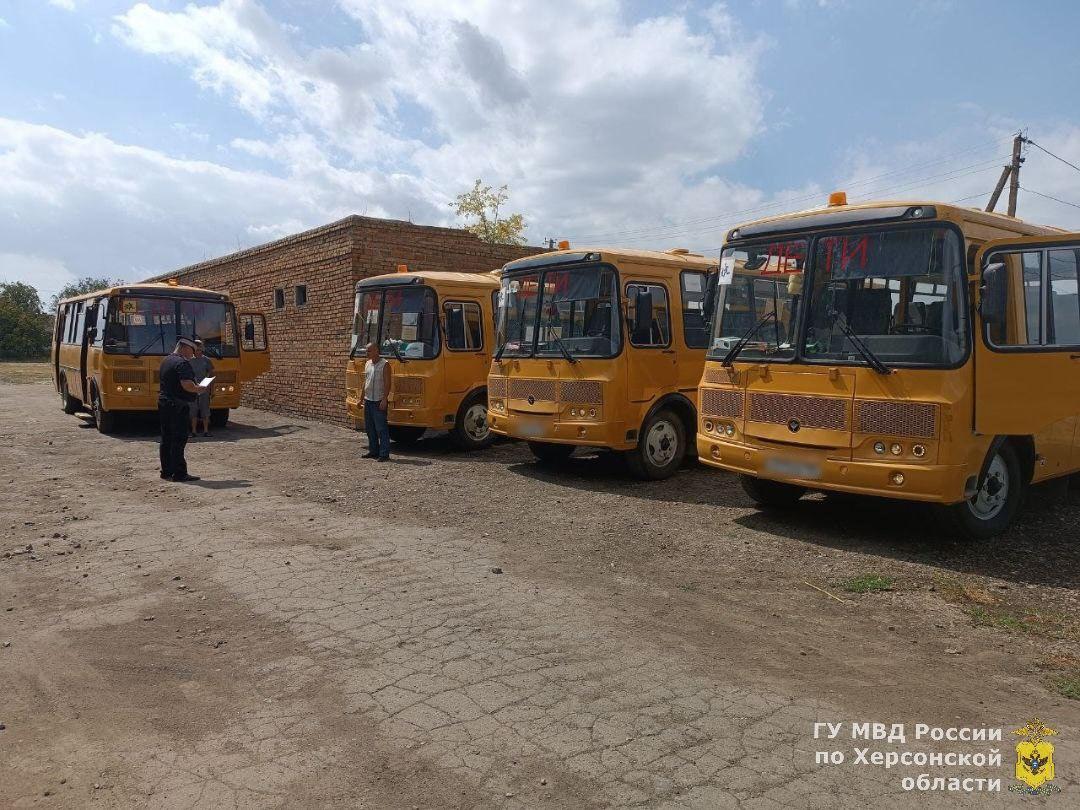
[935,574,1078,643]
[0,362,52,385]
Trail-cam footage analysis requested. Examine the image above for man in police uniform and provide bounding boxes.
[159,337,208,482]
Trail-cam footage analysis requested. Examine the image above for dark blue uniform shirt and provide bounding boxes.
[159,354,197,403]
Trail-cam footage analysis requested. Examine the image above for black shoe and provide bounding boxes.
[362,452,378,459]
[376,456,390,463]
[172,474,200,482]
[160,472,171,480]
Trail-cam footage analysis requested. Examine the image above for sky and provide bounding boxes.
[3,0,1080,303]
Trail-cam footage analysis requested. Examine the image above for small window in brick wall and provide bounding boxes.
[295,284,308,307]
[274,288,285,309]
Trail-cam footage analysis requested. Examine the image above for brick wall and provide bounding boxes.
[147,215,541,424]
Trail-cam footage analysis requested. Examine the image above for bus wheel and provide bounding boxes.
[388,425,425,445]
[740,475,806,507]
[210,408,229,429]
[91,387,116,434]
[528,441,575,465]
[942,443,1024,540]
[451,394,493,451]
[624,408,685,480]
[59,375,80,414]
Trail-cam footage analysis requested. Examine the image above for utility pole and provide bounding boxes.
[986,132,1026,215]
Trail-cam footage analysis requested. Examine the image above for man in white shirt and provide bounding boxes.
[362,342,393,461]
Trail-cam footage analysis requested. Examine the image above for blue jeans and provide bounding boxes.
[364,399,390,458]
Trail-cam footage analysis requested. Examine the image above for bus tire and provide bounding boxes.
[388,425,425,445]
[624,408,685,480]
[740,475,806,507]
[59,375,80,414]
[210,408,229,429]
[941,442,1025,540]
[91,386,117,434]
[528,441,575,465]
[451,392,493,451]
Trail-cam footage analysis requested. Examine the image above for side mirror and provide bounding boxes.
[631,287,653,337]
[244,320,256,341]
[702,273,719,329]
[979,261,1007,327]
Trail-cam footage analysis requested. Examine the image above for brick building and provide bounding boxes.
[147,216,541,424]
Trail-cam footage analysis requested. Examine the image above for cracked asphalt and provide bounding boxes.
[2,380,1078,808]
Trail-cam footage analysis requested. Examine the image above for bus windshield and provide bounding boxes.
[709,239,806,361]
[103,296,239,357]
[496,265,620,358]
[350,286,440,360]
[803,227,967,366]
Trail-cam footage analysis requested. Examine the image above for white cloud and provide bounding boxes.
[48,0,77,10]
[0,17,10,30]
[113,0,768,249]
[0,118,439,299]
[0,253,76,301]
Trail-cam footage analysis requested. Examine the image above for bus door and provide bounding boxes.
[624,280,676,403]
[442,298,487,395]
[238,312,271,381]
[81,298,104,400]
[975,236,1080,454]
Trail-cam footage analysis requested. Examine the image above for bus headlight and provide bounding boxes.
[873,441,886,455]
[116,385,123,393]
[891,472,905,485]
[588,408,596,418]
[890,443,903,456]
[703,420,714,433]
[912,444,926,458]
[725,424,735,437]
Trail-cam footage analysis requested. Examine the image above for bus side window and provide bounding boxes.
[92,299,107,347]
[57,305,68,346]
[679,271,709,348]
[1047,248,1080,346]
[987,250,1043,347]
[444,301,483,351]
[626,283,671,348]
[72,302,86,345]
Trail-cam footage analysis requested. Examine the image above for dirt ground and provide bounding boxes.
[2,368,1078,808]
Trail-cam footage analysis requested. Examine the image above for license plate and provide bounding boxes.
[515,417,547,438]
[764,456,822,480]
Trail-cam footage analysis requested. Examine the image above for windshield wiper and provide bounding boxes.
[828,310,892,375]
[544,329,578,364]
[132,332,164,358]
[384,339,408,364]
[722,311,776,367]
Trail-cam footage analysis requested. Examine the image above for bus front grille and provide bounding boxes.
[855,400,937,438]
[112,369,148,384]
[559,380,602,405]
[748,393,848,430]
[488,376,508,398]
[700,388,743,419]
[702,367,734,385]
[509,378,557,402]
[393,376,424,396]
[215,370,238,384]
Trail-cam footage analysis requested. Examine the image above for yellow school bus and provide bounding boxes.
[488,247,717,479]
[345,268,500,450]
[697,193,1080,538]
[53,282,270,433]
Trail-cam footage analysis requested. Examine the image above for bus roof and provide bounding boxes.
[501,247,717,274]
[725,199,1064,243]
[57,282,229,306]
[355,269,500,292]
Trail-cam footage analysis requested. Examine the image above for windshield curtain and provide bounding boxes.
[103,296,238,357]
[708,239,807,361]
[496,265,620,358]
[803,226,966,366]
[351,286,440,360]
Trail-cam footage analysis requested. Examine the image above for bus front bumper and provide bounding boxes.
[488,410,630,449]
[696,434,969,504]
[347,396,448,431]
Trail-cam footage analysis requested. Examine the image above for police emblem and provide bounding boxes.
[1013,718,1056,790]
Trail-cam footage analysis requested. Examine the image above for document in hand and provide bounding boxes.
[198,376,216,388]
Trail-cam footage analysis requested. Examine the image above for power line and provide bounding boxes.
[1019,185,1080,211]
[1025,139,1080,176]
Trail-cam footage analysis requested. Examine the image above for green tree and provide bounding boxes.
[0,282,52,360]
[451,179,527,246]
[50,276,121,313]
